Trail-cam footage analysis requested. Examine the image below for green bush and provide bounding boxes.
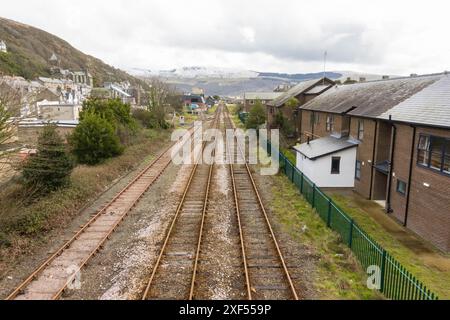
[21,124,74,193]
[69,112,124,165]
[246,100,267,129]
[81,98,137,145]
[133,109,163,129]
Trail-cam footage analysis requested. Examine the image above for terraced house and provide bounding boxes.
[266,77,335,133]
[293,73,450,252]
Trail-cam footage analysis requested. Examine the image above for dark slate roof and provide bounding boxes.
[267,78,334,107]
[293,136,358,160]
[301,74,444,118]
[378,75,450,128]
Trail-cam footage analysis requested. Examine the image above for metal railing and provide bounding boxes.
[260,135,439,300]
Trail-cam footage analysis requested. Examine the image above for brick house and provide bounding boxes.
[293,73,450,252]
[266,78,335,133]
[243,92,282,112]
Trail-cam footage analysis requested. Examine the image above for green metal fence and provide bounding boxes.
[262,138,438,300]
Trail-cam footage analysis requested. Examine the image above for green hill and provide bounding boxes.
[0,17,146,88]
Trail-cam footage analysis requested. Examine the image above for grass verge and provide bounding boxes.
[328,193,450,299]
[267,168,381,299]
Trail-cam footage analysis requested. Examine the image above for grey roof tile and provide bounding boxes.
[301,74,444,118]
[293,136,358,160]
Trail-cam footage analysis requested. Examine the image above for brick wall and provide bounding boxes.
[18,126,74,145]
[407,126,450,252]
[389,124,414,223]
[350,118,377,199]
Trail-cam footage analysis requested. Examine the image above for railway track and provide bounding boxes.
[6,125,199,300]
[142,107,221,300]
[223,107,299,300]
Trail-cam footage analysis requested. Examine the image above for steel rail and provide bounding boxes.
[142,109,220,300]
[223,106,299,300]
[6,125,199,300]
[188,111,220,300]
[226,127,253,300]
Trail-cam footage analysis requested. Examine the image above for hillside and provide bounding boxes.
[0,17,145,87]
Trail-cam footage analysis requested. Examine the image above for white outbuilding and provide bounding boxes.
[293,135,359,188]
[0,40,7,53]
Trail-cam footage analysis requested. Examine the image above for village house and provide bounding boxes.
[266,78,335,133]
[102,82,135,105]
[293,73,450,252]
[243,92,282,112]
[0,40,7,53]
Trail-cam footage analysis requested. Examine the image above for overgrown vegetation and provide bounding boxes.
[0,128,170,269]
[21,125,74,195]
[245,99,266,129]
[268,173,380,299]
[69,112,124,165]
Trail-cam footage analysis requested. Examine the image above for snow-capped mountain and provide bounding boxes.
[127,66,259,79]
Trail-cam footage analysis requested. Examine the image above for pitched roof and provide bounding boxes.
[301,73,444,118]
[243,92,283,100]
[378,75,450,128]
[293,136,358,160]
[268,78,334,107]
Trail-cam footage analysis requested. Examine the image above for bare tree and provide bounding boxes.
[0,78,41,179]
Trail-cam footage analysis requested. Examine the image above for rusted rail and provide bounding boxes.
[142,107,221,300]
[6,126,199,300]
[223,106,299,300]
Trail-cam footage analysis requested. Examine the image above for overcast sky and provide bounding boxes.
[2,0,450,75]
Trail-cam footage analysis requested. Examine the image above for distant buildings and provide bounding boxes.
[0,40,7,53]
[266,78,335,131]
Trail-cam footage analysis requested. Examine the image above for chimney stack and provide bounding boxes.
[382,75,390,80]
[359,77,366,82]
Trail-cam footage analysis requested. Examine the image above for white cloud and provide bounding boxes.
[1,0,450,75]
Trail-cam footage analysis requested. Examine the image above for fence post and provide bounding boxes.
[312,184,316,208]
[300,173,304,194]
[380,249,387,293]
[327,200,332,228]
[348,219,354,248]
[291,165,295,182]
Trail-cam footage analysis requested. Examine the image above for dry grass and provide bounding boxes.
[0,128,170,273]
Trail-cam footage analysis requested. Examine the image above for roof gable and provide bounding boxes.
[268,77,335,107]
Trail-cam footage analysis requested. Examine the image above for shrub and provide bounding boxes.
[133,109,163,129]
[81,98,137,144]
[21,124,74,193]
[69,112,124,165]
[246,100,267,129]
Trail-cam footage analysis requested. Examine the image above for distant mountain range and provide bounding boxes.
[128,66,391,96]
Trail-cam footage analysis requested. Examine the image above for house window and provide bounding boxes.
[355,160,362,180]
[331,157,341,174]
[358,120,364,140]
[417,134,450,175]
[397,180,407,196]
[417,135,430,166]
[326,115,335,132]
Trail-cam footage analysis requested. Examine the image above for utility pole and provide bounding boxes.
[323,51,327,85]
